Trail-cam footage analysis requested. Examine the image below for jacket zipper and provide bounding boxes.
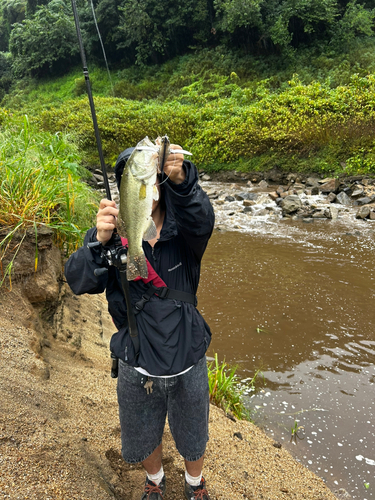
[125,346,128,361]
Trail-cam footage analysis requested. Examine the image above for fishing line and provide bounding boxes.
[157,157,178,186]
[88,0,114,97]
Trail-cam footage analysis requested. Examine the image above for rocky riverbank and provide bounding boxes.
[90,168,375,225]
[0,196,350,500]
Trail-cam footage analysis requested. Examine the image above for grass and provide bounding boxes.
[207,353,262,421]
[0,114,100,287]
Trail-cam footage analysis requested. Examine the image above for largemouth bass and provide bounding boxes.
[118,136,170,280]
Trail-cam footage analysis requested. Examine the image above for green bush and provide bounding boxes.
[0,113,99,286]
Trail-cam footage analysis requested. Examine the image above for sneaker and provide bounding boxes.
[141,475,166,499]
[184,477,210,500]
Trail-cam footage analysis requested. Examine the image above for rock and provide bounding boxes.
[312,210,326,218]
[351,187,364,198]
[225,195,235,202]
[319,178,339,194]
[370,211,375,220]
[243,200,256,207]
[306,177,320,187]
[215,200,225,206]
[201,174,211,181]
[286,173,297,183]
[329,206,340,220]
[303,218,314,223]
[233,432,243,440]
[281,195,302,215]
[269,191,279,201]
[327,192,337,203]
[243,207,253,213]
[336,191,352,206]
[235,192,258,201]
[356,206,371,219]
[356,196,373,206]
[265,167,283,183]
[319,177,334,184]
[276,186,286,195]
[258,180,268,189]
[311,186,320,195]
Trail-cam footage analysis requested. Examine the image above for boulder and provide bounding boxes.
[369,211,375,220]
[225,195,235,202]
[356,206,371,219]
[306,177,321,187]
[329,206,340,220]
[311,186,320,195]
[351,187,364,198]
[281,195,302,215]
[327,192,337,203]
[258,180,269,190]
[355,197,373,206]
[235,192,258,201]
[336,191,352,206]
[319,178,339,194]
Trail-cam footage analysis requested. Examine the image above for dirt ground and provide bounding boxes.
[0,278,344,500]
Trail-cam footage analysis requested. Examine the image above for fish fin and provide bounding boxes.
[127,253,148,281]
[153,184,159,201]
[143,218,157,241]
[139,183,147,200]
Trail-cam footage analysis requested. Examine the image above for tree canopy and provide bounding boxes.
[0,0,374,78]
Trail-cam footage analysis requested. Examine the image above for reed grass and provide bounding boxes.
[0,114,99,286]
[207,353,261,420]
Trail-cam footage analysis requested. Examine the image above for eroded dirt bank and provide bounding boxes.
[0,230,340,500]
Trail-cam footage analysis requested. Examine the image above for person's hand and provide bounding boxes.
[96,199,118,244]
[163,144,186,184]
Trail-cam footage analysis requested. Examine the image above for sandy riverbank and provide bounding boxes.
[0,281,344,500]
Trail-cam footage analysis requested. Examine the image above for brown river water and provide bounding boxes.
[198,210,375,499]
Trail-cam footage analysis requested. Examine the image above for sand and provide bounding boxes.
[0,284,340,500]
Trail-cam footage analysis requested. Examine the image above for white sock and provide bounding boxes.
[147,466,164,486]
[185,470,202,487]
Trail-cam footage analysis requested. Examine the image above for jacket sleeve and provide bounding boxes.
[163,160,215,261]
[64,227,109,295]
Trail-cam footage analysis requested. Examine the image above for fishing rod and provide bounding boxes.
[71,0,111,200]
[71,0,140,376]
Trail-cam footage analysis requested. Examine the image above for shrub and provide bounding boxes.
[0,114,99,286]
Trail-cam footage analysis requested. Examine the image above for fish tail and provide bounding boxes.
[127,252,148,281]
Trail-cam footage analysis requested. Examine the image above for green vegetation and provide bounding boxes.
[3,36,375,176]
[0,112,99,286]
[208,353,260,420]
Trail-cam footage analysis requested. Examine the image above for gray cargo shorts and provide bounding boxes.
[117,356,210,463]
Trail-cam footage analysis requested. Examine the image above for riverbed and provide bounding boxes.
[198,181,375,499]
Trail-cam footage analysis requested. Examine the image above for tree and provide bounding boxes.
[9,0,79,77]
[116,0,213,65]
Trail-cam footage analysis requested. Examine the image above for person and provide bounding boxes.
[64,143,215,500]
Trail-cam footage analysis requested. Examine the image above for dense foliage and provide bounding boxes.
[1,0,375,79]
[1,0,375,177]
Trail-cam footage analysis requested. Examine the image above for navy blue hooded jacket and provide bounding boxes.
[64,159,215,376]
